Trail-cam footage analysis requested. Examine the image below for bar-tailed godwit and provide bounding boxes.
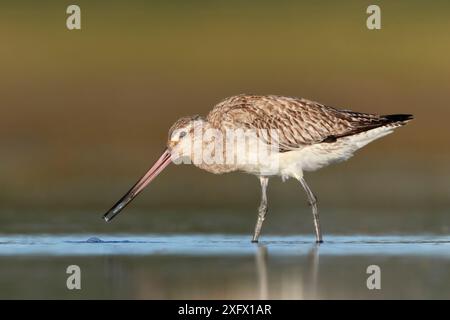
[103,94,413,243]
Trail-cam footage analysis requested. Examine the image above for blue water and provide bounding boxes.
[0,234,449,257]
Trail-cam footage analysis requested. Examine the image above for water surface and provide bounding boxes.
[0,234,449,257]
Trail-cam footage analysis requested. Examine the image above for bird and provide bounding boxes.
[103,94,413,243]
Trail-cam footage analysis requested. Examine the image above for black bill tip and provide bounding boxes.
[102,197,130,222]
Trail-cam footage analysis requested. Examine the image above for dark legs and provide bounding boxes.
[299,177,323,243]
[252,176,269,243]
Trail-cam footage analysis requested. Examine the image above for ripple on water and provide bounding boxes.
[86,237,103,243]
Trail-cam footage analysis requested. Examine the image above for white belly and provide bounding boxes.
[237,124,398,179]
[276,125,396,179]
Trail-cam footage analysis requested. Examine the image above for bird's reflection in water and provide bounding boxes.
[306,244,320,299]
[102,241,320,299]
[254,243,320,299]
[255,245,269,299]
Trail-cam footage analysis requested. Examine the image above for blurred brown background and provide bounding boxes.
[1,0,449,234]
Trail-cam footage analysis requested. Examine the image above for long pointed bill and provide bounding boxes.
[103,149,172,222]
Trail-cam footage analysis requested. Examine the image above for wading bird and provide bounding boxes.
[103,94,413,243]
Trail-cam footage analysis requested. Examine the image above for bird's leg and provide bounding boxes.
[252,176,269,243]
[299,177,323,243]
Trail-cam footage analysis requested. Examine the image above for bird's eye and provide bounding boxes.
[179,131,187,138]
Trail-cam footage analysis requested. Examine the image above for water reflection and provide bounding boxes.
[104,256,131,299]
[309,244,320,299]
[255,245,269,299]
[254,243,321,299]
[0,235,449,299]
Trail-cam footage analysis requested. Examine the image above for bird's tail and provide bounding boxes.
[381,114,414,125]
[335,113,413,150]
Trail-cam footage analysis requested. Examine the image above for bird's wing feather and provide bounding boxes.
[207,94,407,152]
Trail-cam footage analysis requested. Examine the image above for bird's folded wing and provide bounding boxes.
[207,94,400,152]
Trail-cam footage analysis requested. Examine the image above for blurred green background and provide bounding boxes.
[1,0,449,235]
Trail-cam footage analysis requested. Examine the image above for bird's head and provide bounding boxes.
[102,115,205,222]
[167,115,205,162]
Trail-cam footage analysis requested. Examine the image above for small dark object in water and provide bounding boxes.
[86,237,103,243]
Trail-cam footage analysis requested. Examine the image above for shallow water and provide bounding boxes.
[0,234,449,299]
[0,234,449,257]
